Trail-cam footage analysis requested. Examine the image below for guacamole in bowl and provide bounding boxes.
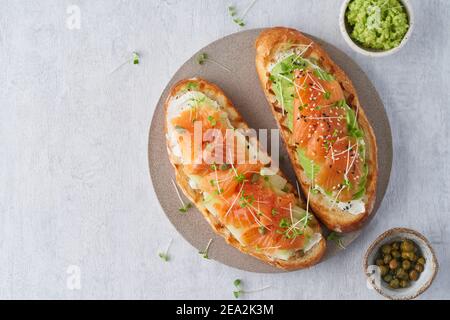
[340,0,413,56]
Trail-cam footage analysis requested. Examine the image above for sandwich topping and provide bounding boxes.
[166,81,322,260]
[269,44,368,214]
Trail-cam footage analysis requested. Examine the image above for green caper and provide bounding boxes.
[389,278,400,289]
[417,257,426,265]
[391,250,401,258]
[381,244,392,255]
[415,263,424,273]
[401,251,410,260]
[396,268,408,280]
[401,240,414,252]
[379,265,388,276]
[402,251,415,261]
[383,274,393,283]
[402,260,411,270]
[399,279,410,288]
[376,259,384,266]
[409,270,419,281]
[392,242,400,250]
[389,259,399,270]
[383,254,392,264]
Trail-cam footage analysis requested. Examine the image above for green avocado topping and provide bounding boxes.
[296,148,321,181]
[345,0,409,51]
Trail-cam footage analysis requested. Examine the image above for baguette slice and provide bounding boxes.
[165,78,326,270]
[255,27,378,233]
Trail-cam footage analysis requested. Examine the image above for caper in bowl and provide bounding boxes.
[376,239,425,289]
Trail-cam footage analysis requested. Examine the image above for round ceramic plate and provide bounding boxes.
[148,29,392,273]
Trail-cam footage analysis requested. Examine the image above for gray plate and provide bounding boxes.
[148,29,392,273]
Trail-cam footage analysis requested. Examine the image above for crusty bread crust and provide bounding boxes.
[165,78,326,270]
[255,27,378,233]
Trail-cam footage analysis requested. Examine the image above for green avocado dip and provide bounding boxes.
[345,0,409,51]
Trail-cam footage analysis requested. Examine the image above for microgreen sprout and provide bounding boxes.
[158,238,173,262]
[179,203,192,213]
[234,173,247,183]
[197,52,232,72]
[197,53,208,65]
[207,115,217,127]
[228,6,237,17]
[239,193,254,208]
[110,51,141,74]
[132,52,140,65]
[233,17,245,27]
[171,179,192,214]
[199,239,213,259]
[258,226,266,235]
[327,232,346,249]
[227,0,259,27]
[232,279,271,299]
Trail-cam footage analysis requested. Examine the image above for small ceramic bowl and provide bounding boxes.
[339,0,415,57]
[364,228,438,300]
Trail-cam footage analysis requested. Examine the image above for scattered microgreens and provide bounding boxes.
[233,17,245,27]
[334,99,346,108]
[343,178,351,189]
[232,279,271,299]
[158,238,173,262]
[220,164,231,171]
[239,193,254,208]
[197,52,232,72]
[324,91,331,99]
[271,208,278,216]
[179,203,192,213]
[186,82,198,90]
[234,173,247,183]
[199,239,213,259]
[279,218,290,228]
[228,6,237,17]
[327,232,346,249]
[110,51,141,74]
[228,0,259,27]
[207,115,217,127]
[258,226,266,235]
[172,179,192,214]
[197,53,208,65]
[132,52,140,65]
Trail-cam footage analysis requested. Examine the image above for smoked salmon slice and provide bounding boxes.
[169,92,316,253]
[292,69,363,201]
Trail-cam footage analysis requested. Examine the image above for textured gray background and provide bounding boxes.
[0,0,448,299]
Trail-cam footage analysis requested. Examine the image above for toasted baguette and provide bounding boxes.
[255,27,378,233]
[165,78,326,270]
